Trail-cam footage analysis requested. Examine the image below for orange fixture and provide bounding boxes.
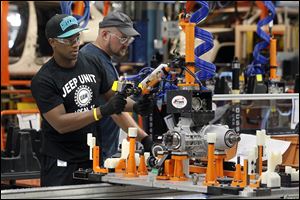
[257,145,263,176]
[242,159,249,187]
[115,159,126,173]
[203,134,219,186]
[170,153,188,181]
[178,15,199,88]
[124,128,138,177]
[138,153,148,175]
[232,159,248,188]
[215,153,226,178]
[270,38,278,80]
[92,146,108,174]
[163,159,175,179]
[231,157,244,187]
[156,153,174,180]
[203,143,219,186]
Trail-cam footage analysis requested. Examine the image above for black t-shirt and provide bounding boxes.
[31,52,112,163]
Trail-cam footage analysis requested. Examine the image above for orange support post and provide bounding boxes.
[231,163,242,187]
[92,146,108,174]
[257,145,263,176]
[170,154,188,181]
[73,1,85,16]
[270,38,277,80]
[215,154,226,178]
[1,1,10,86]
[231,157,244,187]
[115,158,126,173]
[185,23,196,85]
[156,154,173,180]
[164,159,174,178]
[138,153,148,175]
[203,143,219,186]
[242,159,249,187]
[124,136,138,177]
[178,17,198,87]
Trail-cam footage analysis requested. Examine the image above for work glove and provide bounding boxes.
[141,135,154,153]
[100,93,126,117]
[133,96,154,116]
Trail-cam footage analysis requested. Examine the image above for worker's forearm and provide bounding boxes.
[111,112,148,142]
[51,107,102,134]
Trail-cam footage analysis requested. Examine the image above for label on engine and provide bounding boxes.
[172,95,187,109]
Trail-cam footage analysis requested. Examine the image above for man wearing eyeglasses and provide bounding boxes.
[80,12,154,164]
[31,14,152,186]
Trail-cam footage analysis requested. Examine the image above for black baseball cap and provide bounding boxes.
[99,12,140,37]
[45,14,88,39]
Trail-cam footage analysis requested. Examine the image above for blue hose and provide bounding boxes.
[190,1,216,81]
[124,67,154,82]
[245,1,276,77]
[125,1,214,98]
[60,1,90,29]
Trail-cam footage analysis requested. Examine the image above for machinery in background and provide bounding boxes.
[3,1,103,78]
[1,1,102,188]
[244,1,283,95]
[73,0,241,186]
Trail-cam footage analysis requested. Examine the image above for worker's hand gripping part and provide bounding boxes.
[133,95,154,116]
[100,93,127,116]
[141,134,154,153]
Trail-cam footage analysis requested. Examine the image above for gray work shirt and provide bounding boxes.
[80,43,119,162]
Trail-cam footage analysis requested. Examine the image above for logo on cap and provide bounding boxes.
[60,16,78,31]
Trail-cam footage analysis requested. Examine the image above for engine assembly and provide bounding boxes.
[160,123,240,158]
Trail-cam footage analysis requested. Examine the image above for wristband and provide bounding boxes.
[93,108,100,121]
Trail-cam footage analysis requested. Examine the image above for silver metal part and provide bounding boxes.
[161,119,240,158]
[200,124,240,150]
[164,114,175,130]
[151,144,166,157]
[192,97,203,111]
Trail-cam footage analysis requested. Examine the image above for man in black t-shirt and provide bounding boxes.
[31,14,150,187]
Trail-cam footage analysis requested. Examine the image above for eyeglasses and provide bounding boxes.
[108,32,135,45]
[54,36,80,46]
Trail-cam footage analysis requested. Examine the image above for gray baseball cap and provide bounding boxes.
[99,12,140,37]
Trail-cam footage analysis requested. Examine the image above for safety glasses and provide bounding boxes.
[108,32,135,45]
[54,35,80,46]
